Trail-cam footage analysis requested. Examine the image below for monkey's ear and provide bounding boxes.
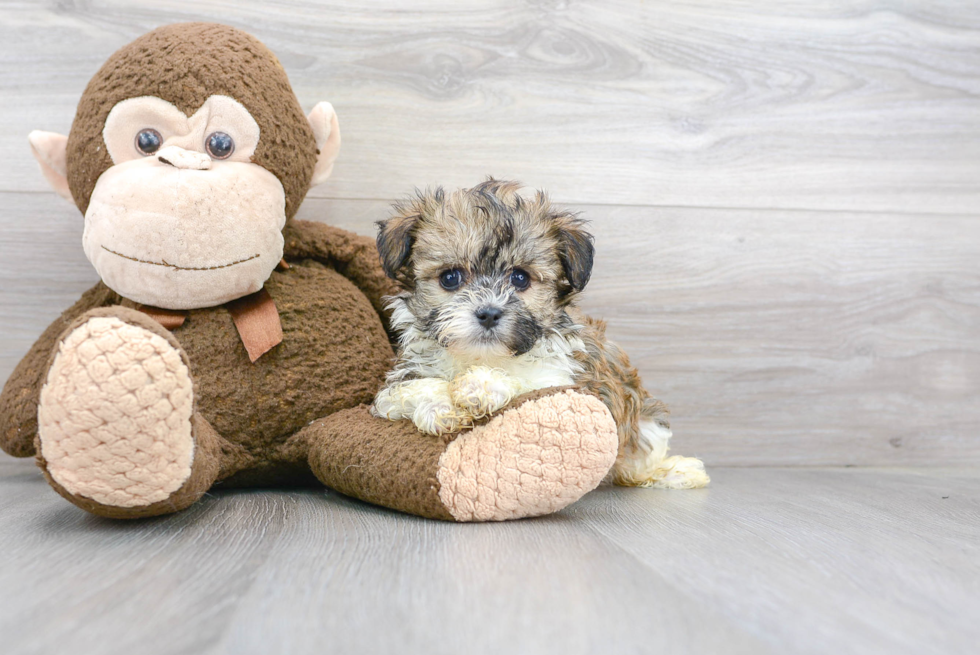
[555,216,595,292]
[28,131,73,203]
[307,102,341,187]
[376,210,420,280]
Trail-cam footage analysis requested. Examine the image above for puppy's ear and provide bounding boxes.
[377,187,446,282]
[554,214,595,292]
[376,210,418,280]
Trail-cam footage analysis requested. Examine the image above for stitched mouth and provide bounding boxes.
[101,246,260,271]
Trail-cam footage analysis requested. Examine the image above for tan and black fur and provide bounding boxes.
[375,179,709,488]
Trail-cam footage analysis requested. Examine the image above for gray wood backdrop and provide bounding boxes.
[1,0,978,466]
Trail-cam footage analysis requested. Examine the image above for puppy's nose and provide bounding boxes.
[475,306,503,329]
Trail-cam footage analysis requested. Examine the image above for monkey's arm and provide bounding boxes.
[282,220,400,336]
[0,283,118,457]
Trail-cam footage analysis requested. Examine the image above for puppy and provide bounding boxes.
[371,179,708,489]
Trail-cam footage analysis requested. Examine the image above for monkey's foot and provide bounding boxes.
[450,366,519,419]
[436,389,618,521]
[37,310,198,511]
[307,387,618,521]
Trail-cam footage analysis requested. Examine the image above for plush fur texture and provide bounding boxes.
[65,32,322,310]
[66,22,317,221]
[3,226,397,480]
[38,314,196,507]
[374,179,709,489]
[307,386,617,521]
[83,152,288,309]
[436,389,618,521]
[2,25,622,521]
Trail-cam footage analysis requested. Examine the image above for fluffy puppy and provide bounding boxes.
[372,179,708,489]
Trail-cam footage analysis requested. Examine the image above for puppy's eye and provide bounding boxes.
[439,269,464,291]
[510,268,531,291]
[206,131,235,159]
[135,129,162,155]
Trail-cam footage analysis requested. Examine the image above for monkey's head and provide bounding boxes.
[28,23,341,310]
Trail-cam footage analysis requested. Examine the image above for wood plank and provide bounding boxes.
[572,467,980,655]
[1,459,977,655]
[1,1,979,212]
[0,458,771,655]
[2,192,977,466]
[307,197,980,466]
[0,193,96,351]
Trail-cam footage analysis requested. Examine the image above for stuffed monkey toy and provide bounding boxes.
[0,23,619,521]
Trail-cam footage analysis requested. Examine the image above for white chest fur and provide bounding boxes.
[387,300,585,391]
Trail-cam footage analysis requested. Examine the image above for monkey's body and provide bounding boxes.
[151,251,392,471]
[2,221,389,499]
[1,23,622,522]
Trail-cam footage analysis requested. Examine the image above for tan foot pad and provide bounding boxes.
[436,389,618,521]
[38,316,194,507]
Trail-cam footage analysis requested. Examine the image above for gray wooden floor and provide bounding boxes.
[2,1,979,653]
[1,458,978,655]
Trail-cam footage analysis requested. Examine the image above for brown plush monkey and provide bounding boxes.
[0,23,619,521]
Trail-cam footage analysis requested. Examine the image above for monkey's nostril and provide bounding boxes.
[155,146,212,171]
[475,307,503,330]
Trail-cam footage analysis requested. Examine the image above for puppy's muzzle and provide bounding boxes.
[475,306,503,330]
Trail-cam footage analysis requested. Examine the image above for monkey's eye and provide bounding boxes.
[439,269,463,291]
[135,129,162,155]
[510,268,531,291]
[206,132,235,159]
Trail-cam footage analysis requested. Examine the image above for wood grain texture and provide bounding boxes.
[570,466,980,655]
[299,197,980,465]
[2,193,978,466]
[1,458,977,655]
[302,197,980,466]
[1,1,979,212]
[2,4,978,653]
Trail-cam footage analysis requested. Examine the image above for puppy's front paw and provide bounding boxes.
[413,399,471,436]
[450,367,519,418]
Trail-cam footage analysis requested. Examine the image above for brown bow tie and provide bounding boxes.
[136,287,283,363]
